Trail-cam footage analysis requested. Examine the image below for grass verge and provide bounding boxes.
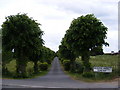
[63,55,118,82]
[65,71,117,82]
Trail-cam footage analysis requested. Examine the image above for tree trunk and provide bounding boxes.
[16,58,27,78]
[16,48,27,78]
[34,61,38,74]
[81,50,91,72]
[70,59,76,73]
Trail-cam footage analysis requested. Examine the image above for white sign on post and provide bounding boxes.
[93,67,112,73]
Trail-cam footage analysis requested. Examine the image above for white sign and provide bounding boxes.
[93,67,112,73]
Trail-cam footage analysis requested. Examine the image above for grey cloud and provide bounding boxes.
[43,15,66,20]
[43,33,64,51]
[38,0,117,15]
[43,33,63,45]
[38,0,118,29]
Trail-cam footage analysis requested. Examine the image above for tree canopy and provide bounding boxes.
[41,46,55,64]
[58,37,76,61]
[65,14,108,54]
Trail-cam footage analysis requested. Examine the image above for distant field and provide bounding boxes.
[90,55,118,71]
[76,55,118,71]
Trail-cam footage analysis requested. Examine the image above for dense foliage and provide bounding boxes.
[63,60,70,71]
[41,46,56,64]
[39,62,48,71]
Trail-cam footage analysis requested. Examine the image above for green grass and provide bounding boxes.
[90,55,118,70]
[3,60,51,79]
[65,71,117,82]
[66,55,118,82]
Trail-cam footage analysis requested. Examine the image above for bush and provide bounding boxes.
[75,61,84,73]
[63,60,70,71]
[39,62,48,71]
[27,68,34,76]
[82,72,94,78]
[59,58,64,64]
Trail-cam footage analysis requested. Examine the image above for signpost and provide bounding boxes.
[93,67,112,73]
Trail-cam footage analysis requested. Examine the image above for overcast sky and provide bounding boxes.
[0,0,119,53]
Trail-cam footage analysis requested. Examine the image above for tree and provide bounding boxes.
[41,46,55,64]
[58,38,76,72]
[29,39,43,73]
[2,13,43,77]
[64,14,109,72]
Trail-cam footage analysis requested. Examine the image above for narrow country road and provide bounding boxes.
[2,57,118,89]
